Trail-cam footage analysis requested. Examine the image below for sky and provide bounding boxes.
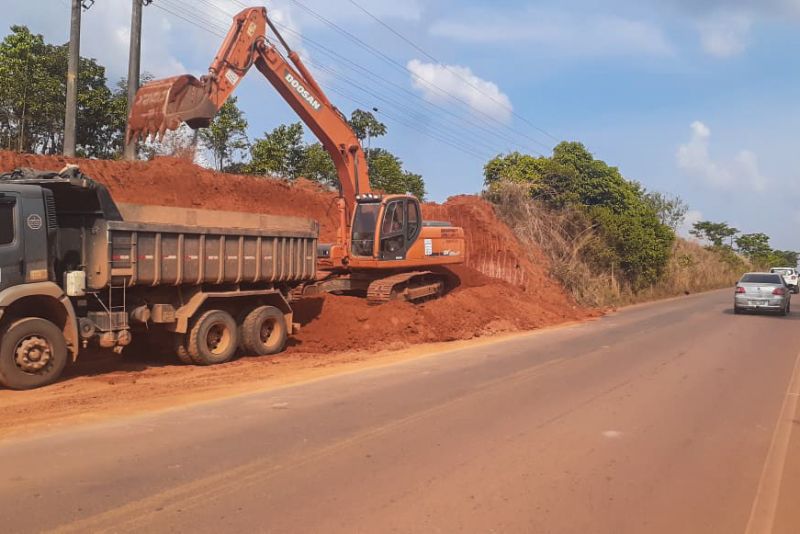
[3,0,800,250]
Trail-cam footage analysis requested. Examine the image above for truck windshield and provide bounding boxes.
[352,203,380,257]
[0,200,14,245]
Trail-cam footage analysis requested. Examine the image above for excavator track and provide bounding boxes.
[366,271,445,305]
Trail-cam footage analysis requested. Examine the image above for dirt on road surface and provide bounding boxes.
[0,151,595,436]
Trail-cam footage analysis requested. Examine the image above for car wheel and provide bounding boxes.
[734,306,742,315]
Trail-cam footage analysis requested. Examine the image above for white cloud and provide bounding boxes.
[697,11,753,57]
[676,121,767,192]
[430,8,674,58]
[406,59,513,123]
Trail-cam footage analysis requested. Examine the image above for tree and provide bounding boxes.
[198,97,248,171]
[299,142,337,187]
[735,233,773,263]
[772,250,799,267]
[348,108,386,145]
[644,191,689,231]
[690,221,739,247]
[246,119,427,198]
[483,142,674,288]
[247,122,305,178]
[0,26,120,157]
[109,72,154,156]
[367,148,426,200]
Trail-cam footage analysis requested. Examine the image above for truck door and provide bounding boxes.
[0,193,24,292]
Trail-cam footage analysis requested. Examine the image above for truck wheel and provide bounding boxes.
[173,335,193,365]
[0,318,68,390]
[241,306,287,356]
[187,310,239,365]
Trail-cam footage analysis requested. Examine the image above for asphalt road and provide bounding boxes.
[2,289,800,533]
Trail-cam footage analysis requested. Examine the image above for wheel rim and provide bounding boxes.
[206,323,232,355]
[14,335,53,373]
[259,318,277,345]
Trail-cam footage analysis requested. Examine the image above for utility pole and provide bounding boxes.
[63,0,82,157]
[124,0,145,160]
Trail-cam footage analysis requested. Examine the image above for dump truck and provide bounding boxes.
[0,166,318,390]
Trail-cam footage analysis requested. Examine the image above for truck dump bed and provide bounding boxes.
[86,203,318,290]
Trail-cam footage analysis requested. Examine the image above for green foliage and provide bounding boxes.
[198,97,248,171]
[0,26,120,157]
[107,73,154,157]
[246,111,426,199]
[772,250,799,267]
[484,142,674,289]
[299,142,337,187]
[644,191,688,231]
[690,220,738,247]
[348,109,386,144]
[735,233,772,263]
[366,148,426,200]
[247,122,306,178]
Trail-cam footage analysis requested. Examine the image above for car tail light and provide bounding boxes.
[773,287,787,296]
[736,286,746,293]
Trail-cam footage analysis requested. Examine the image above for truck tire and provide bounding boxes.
[241,306,287,356]
[187,310,239,365]
[0,318,68,390]
[173,335,193,365]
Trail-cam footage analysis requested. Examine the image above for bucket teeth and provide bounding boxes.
[125,74,217,146]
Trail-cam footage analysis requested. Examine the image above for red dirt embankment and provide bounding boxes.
[0,152,595,435]
[0,151,589,354]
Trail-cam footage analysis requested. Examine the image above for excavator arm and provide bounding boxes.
[126,6,371,215]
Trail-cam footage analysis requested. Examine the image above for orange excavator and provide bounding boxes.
[127,6,464,304]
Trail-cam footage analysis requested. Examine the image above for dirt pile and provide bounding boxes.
[0,152,342,241]
[0,151,591,353]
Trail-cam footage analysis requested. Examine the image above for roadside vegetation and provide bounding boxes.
[1,25,794,308]
[482,144,790,307]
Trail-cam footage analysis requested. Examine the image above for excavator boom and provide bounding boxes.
[126,6,370,209]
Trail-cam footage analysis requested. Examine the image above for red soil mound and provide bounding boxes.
[0,151,591,353]
[0,152,341,242]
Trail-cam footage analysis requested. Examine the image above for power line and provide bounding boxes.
[274,0,554,152]
[181,0,532,155]
[345,0,561,143]
[270,20,532,155]
[149,3,508,161]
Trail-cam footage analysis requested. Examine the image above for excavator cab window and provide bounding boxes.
[352,202,380,257]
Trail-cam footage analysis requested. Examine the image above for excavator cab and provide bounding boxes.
[351,194,422,260]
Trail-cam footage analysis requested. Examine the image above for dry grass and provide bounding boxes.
[488,181,745,307]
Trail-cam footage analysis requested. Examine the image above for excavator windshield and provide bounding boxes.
[352,203,380,257]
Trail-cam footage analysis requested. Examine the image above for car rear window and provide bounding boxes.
[771,268,793,275]
[741,274,783,284]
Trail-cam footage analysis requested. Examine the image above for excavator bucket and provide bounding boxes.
[126,75,219,143]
